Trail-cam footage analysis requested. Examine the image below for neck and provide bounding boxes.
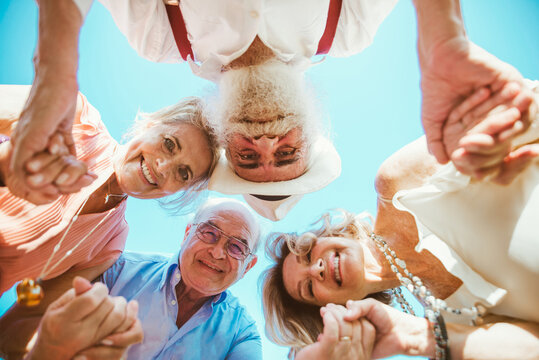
[175,280,213,328]
[223,36,277,70]
[361,239,400,294]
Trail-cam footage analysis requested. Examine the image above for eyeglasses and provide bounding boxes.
[193,222,252,260]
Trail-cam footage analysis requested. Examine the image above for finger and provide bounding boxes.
[51,156,89,186]
[448,87,490,125]
[23,186,62,205]
[458,133,508,155]
[65,282,109,320]
[321,310,340,344]
[62,130,77,157]
[73,276,94,296]
[48,133,70,156]
[467,107,521,136]
[57,173,97,194]
[469,82,520,119]
[498,120,525,142]
[25,152,59,173]
[113,300,138,334]
[427,139,449,164]
[94,296,128,341]
[344,300,369,321]
[48,288,77,311]
[359,319,376,356]
[26,156,71,188]
[102,318,144,348]
[493,145,539,185]
[452,148,507,176]
[74,346,127,360]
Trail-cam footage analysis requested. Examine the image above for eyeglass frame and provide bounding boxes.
[192,221,253,260]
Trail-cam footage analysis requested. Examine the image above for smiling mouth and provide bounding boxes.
[140,157,157,186]
[334,253,342,286]
[198,259,223,273]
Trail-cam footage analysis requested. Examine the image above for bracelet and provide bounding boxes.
[425,308,451,360]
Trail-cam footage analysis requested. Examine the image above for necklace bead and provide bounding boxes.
[16,278,44,307]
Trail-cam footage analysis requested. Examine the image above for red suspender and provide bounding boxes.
[165,0,342,60]
[316,0,343,55]
[165,3,194,61]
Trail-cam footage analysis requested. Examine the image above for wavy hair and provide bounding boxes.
[261,210,392,353]
[124,97,220,214]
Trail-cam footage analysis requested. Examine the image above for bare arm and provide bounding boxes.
[0,259,116,359]
[345,299,539,360]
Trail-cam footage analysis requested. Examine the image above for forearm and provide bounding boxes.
[34,0,83,85]
[0,310,41,360]
[412,0,467,66]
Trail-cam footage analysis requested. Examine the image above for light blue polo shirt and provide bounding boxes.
[100,251,262,360]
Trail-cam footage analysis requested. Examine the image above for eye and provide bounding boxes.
[277,147,296,157]
[305,249,312,263]
[178,166,189,181]
[228,242,245,256]
[239,152,258,161]
[308,280,314,297]
[164,137,175,152]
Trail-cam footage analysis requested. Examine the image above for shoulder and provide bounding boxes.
[375,137,439,201]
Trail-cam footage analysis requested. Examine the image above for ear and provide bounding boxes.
[242,255,258,276]
[183,223,193,245]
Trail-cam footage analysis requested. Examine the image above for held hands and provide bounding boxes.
[420,38,528,164]
[27,277,143,360]
[447,82,537,184]
[295,303,375,360]
[3,132,96,205]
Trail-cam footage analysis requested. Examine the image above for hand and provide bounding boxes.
[9,73,80,202]
[73,301,144,360]
[344,299,433,359]
[420,39,527,163]
[295,303,375,360]
[27,277,132,360]
[448,83,536,183]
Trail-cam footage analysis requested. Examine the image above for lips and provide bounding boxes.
[198,259,223,273]
[333,252,342,286]
[140,157,157,186]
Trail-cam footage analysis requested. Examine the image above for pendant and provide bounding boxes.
[16,278,44,307]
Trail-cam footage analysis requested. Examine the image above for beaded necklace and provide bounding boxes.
[370,233,488,324]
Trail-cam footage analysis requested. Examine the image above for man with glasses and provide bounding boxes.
[98,197,262,359]
[1,197,262,359]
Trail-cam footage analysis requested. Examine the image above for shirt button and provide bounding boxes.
[171,300,177,306]
[250,10,259,18]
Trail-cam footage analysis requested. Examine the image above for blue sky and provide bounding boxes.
[1,1,538,359]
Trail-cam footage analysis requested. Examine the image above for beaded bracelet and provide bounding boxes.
[425,308,451,360]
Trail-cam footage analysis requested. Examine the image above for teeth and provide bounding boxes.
[141,159,157,185]
[334,254,342,284]
[201,260,222,272]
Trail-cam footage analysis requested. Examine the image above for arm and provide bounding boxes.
[9,0,93,203]
[345,299,539,360]
[0,259,116,359]
[412,0,530,164]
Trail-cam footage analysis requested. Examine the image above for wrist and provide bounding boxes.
[402,316,436,357]
[413,0,467,63]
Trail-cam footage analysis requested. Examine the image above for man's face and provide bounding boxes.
[214,60,319,182]
[179,202,258,296]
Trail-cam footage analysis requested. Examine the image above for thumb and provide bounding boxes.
[73,276,93,296]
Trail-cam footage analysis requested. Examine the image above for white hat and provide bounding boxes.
[208,136,341,220]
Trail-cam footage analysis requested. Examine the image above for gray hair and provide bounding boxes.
[125,97,220,214]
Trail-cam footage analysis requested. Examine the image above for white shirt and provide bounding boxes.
[393,82,539,324]
[76,0,398,81]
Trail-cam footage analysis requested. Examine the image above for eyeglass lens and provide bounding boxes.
[196,223,249,259]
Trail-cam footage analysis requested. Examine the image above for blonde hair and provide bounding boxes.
[125,97,220,214]
[261,210,392,353]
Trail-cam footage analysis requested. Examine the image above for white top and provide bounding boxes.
[81,0,399,81]
[393,82,539,324]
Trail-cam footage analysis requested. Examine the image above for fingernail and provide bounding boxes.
[27,160,41,172]
[50,144,60,155]
[73,356,87,360]
[56,173,69,185]
[29,174,44,185]
[101,339,114,346]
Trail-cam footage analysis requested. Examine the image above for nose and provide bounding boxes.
[208,240,227,260]
[252,136,279,153]
[156,156,173,177]
[309,258,325,281]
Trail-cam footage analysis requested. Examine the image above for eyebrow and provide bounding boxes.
[173,135,182,150]
[207,220,249,246]
[237,157,300,170]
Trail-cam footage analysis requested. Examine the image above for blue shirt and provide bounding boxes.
[101,251,262,360]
